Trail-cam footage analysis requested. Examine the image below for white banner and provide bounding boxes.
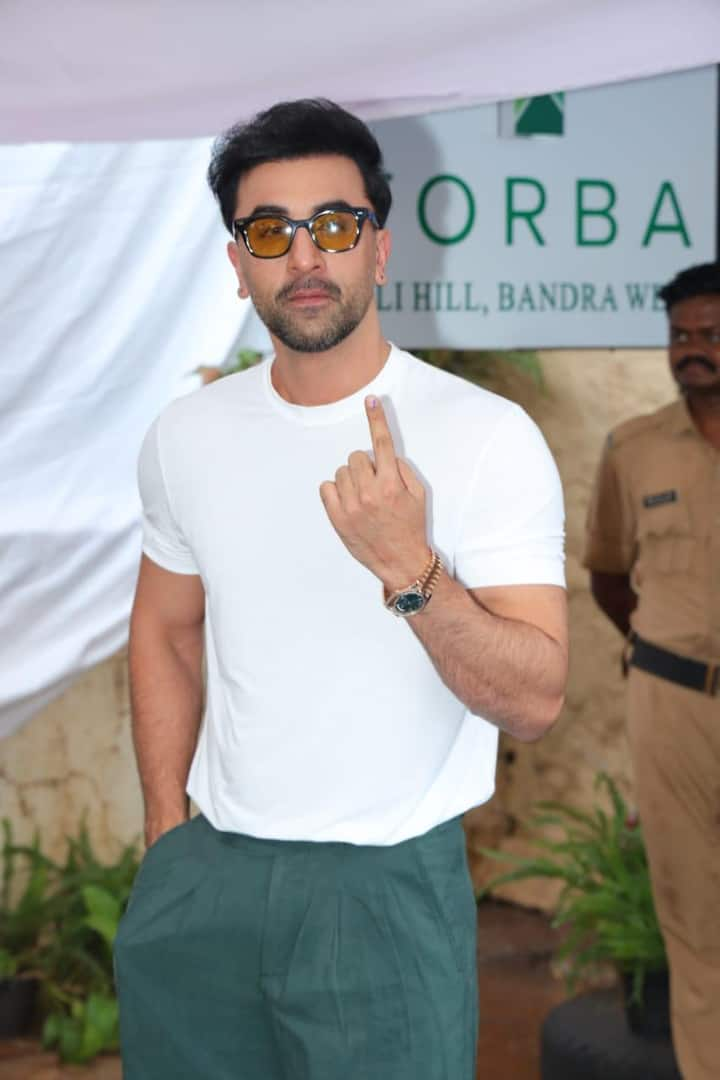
[373,66,718,348]
[0,138,252,737]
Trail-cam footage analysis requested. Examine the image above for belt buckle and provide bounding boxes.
[705,663,720,696]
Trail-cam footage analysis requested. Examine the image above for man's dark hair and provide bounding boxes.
[207,99,392,234]
[658,262,720,311]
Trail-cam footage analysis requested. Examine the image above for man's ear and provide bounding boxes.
[375,228,392,286]
[227,240,250,298]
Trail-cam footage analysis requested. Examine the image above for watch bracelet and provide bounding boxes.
[421,551,443,599]
[383,548,442,608]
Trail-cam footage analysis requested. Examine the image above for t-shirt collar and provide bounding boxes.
[263,343,404,426]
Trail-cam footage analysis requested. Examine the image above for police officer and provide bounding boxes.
[584,261,720,1079]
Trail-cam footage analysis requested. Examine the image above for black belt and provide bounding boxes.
[628,633,719,697]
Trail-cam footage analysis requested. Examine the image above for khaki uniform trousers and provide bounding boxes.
[627,668,720,1080]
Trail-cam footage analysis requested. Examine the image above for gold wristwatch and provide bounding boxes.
[383,550,444,617]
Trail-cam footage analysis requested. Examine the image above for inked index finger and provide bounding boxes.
[365,396,398,474]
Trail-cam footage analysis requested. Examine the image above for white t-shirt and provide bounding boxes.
[138,345,565,844]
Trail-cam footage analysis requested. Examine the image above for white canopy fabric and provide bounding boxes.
[0,137,264,737]
[2,0,719,143]
[1,2,718,737]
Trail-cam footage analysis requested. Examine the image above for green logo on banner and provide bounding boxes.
[512,93,565,136]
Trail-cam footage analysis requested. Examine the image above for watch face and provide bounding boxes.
[394,590,426,616]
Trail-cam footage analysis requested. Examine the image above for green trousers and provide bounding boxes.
[114,814,478,1079]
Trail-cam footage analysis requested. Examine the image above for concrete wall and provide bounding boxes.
[1,647,142,859]
[1,349,677,906]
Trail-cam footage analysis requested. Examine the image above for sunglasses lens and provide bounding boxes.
[312,211,360,252]
[245,217,293,257]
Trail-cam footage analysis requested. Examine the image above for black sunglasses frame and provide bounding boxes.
[232,206,380,259]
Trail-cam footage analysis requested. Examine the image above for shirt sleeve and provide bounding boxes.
[137,417,200,575]
[582,438,636,574]
[454,405,565,589]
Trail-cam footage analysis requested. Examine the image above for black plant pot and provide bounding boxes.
[541,988,681,1079]
[0,976,39,1038]
[622,968,671,1040]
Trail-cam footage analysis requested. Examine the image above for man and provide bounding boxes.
[114,99,567,1079]
[584,262,720,1080]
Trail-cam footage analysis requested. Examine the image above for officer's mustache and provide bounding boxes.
[675,354,718,373]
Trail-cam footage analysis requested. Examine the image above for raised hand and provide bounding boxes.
[319,396,431,589]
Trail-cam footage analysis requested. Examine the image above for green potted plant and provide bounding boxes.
[36,823,140,1063]
[1,817,140,1061]
[480,773,669,1037]
[0,821,52,1036]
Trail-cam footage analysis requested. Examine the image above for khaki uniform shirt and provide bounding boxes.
[583,399,720,662]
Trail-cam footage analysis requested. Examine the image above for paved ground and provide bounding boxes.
[476,901,567,1077]
[0,901,567,1080]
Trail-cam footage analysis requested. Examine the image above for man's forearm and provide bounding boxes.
[318,396,566,738]
[129,621,204,844]
[408,573,567,742]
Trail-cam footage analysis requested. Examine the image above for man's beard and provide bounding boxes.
[253,276,374,353]
[679,380,720,399]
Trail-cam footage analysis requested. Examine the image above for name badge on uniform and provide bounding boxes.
[642,490,678,509]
